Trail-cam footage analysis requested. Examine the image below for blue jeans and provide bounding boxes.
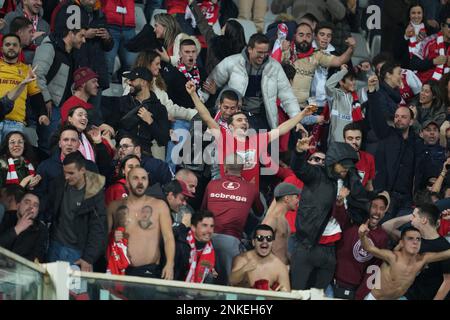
[47,240,82,265]
[37,106,61,156]
[0,120,25,143]
[166,120,191,173]
[105,26,138,78]
[212,233,243,285]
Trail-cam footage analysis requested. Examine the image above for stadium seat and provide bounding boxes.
[135,5,147,34]
[371,34,381,59]
[351,32,371,66]
[229,18,258,43]
[150,8,167,27]
[102,83,124,97]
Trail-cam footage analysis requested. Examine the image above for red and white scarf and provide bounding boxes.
[351,91,364,122]
[271,23,288,63]
[177,60,201,88]
[78,133,95,163]
[185,229,215,283]
[6,158,35,185]
[106,227,130,276]
[432,32,450,81]
[290,41,314,64]
[408,22,426,58]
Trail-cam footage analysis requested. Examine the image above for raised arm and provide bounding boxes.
[359,221,396,263]
[186,81,219,130]
[329,37,356,67]
[270,105,314,142]
[424,248,450,264]
[381,214,413,242]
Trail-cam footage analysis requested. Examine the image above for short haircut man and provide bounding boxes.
[248,33,270,48]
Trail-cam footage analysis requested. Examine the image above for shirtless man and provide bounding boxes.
[359,223,450,300]
[230,224,291,291]
[107,167,175,280]
[262,183,301,264]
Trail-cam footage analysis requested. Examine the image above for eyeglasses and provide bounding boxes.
[310,156,325,163]
[9,140,24,146]
[255,235,274,242]
[119,144,134,150]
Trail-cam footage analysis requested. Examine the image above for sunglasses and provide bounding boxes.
[255,235,274,242]
[310,156,325,163]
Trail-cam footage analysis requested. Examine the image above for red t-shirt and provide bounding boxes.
[60,96,93,124]
[218,127,270,191]
[333,204,389,299]
[202,175,260,239]
[356,150,375,188]
[282,174,303,234]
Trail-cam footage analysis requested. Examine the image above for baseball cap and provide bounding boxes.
[421,119,439,130]
[177,179,194,198]
[274,183,301,198]
[372,191,391,209]
[123,67,152,81]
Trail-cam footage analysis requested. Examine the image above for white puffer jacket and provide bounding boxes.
[210,50,301,129]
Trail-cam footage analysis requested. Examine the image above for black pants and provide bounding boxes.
[125,264,162,300]
[290,243,336,290]
[125,264,162,278]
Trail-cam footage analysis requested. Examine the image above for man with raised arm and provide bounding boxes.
[359,222,450,300]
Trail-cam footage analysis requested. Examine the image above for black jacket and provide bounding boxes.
[161,62,207,110]
[415,141,447,190]
[49,171,107,264]
[292,142,359,248]
[0,211,48,262]
[368,90,417,197]
[108,93,170,151]
[367,82,402,124]
[35,150,99,221]
[54,1,114,90]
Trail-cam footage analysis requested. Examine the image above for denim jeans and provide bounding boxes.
[105,26,138,78]
[212,233,243,285]
[144,0,164,22]
[47,240,82,265]
[166,119,191,173]
[37,106,61,156]
[0,120,25,143]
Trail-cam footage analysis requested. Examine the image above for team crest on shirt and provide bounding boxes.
[222,181,240,191]
[353,239,374,263]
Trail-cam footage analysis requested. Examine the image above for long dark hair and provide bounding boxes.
[423,80,443,110]
[134,51,167,91]
[0,131,37,166]
[224,19,246,54]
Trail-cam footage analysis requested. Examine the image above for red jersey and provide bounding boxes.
[356,151,375,188]
[218,127,270,190]
[416,36,450,83]
[202,175,261,239]
[399,69,422,106]
[105,179,128,207]
[166,0,188,14]
[60,96,93,124]
[333,204,389,299]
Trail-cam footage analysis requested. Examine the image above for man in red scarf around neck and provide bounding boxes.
[282,22,356,108]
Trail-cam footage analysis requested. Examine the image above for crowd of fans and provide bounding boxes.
[1,0,450,300]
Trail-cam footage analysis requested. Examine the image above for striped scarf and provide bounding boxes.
[78,133,95,163]
[177,60,201,88]
[289,41,314,64]
[408,23,426,58]
[6,158,35,185]
[351,91,364,121]
[185,229,215,283]
[432,32,450,81]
